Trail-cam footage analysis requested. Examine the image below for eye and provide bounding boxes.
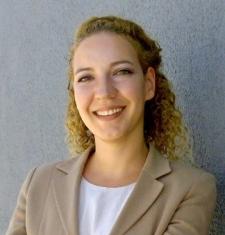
[77,75,93,83]
[115,69,133,75]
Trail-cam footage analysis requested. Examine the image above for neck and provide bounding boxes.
[87,135,149,180]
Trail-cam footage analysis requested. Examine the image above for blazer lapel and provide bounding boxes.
[51,146,94,235]
[109,143,172,235]
[51,143,171,235]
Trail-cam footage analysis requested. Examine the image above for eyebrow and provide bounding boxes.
[74,60,134,75]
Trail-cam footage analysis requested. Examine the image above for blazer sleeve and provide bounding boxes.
[6,167,37,235]
[163,171,217,235]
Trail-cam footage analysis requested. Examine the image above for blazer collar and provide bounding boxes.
[53,143,171,235]
[52,146,94,235]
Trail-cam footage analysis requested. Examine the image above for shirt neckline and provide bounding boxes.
[81,176,136,190]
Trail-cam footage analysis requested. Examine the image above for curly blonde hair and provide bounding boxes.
[65,16,193,161]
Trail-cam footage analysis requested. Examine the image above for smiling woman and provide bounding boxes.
[6,16,216,235]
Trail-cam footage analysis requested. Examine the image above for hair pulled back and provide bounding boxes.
[65,16,192,161]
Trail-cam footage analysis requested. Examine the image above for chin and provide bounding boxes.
[94,132,126,143]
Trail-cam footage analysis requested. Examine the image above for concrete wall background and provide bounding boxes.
[0,0,224,234]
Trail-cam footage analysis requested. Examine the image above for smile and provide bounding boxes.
[95,108,123,116]
[93,106,125,120]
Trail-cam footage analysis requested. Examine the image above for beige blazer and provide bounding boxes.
[6,144,216,235]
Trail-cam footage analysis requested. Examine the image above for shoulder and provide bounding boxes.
[169,160,216,183]
[24,155,83,190]
[23,146,93,192]
[31,155,82,178]
[149,144,216,193]
[164,159,217,199]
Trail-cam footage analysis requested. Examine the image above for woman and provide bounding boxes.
[6,16,216,235]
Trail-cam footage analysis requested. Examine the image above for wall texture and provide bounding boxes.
[0,0,224,234]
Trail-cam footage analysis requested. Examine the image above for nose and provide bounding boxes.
[95,77,117,99]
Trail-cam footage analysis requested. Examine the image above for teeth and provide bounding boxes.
[96,108,123,116]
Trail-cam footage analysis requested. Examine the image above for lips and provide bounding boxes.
[93,106,125,120]
[95,107,123,116]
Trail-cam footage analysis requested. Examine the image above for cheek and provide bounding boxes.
[120,79,145,100]
[74,86,92,111]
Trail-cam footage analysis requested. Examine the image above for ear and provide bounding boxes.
[144,67,155,101]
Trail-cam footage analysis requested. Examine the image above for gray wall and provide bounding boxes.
[1,0,224,234]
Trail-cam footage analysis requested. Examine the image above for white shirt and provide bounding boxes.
[79,177,136,235]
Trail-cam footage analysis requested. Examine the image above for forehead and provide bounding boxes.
[72,32,139,68]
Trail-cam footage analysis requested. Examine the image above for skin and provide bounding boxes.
[72,32,155,187]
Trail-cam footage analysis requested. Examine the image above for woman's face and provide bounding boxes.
[72,32,155,143]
